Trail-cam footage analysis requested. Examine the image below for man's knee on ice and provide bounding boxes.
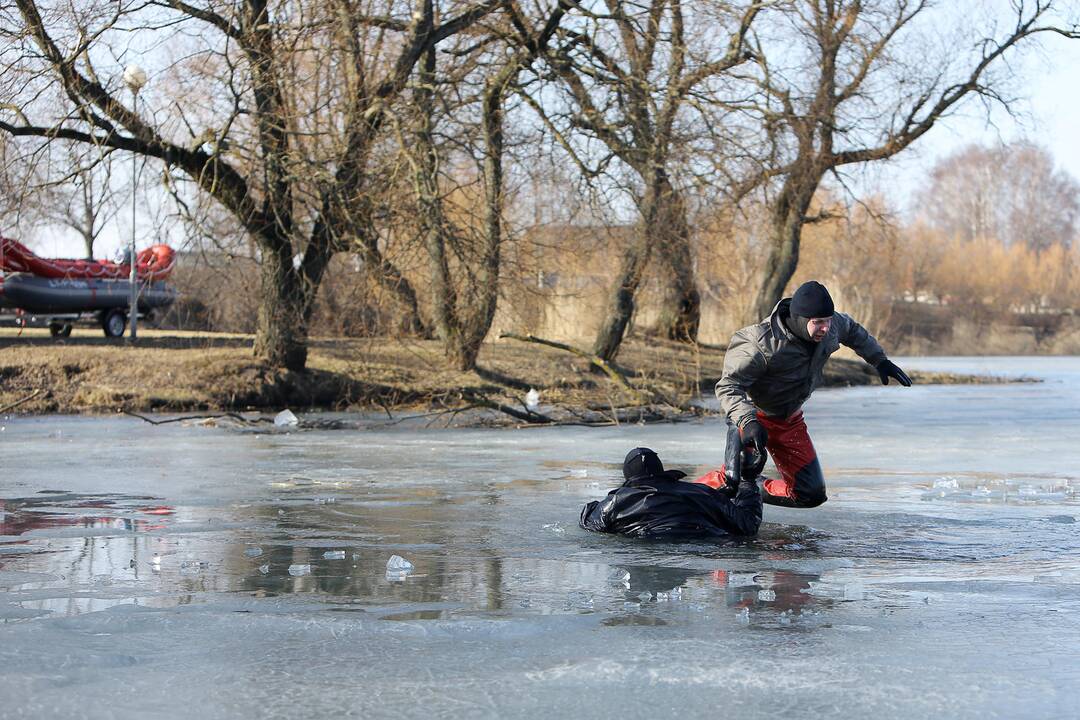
[796,490,827,508]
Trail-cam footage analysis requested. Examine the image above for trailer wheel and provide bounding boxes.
[48,322,73,338]
[101,309,127,338]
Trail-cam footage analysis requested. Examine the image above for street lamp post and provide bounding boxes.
[123,63,147,340]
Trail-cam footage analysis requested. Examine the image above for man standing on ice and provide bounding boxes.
[713,280,911,508]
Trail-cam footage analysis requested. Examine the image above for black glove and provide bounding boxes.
[740,420,768,473]
[876,358,912,387]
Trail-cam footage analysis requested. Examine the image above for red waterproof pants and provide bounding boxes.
[696,410,827,508]
[756,410,827,507]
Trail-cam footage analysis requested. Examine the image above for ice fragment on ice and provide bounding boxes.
[323,550,346,560]
[274,409,299,427]
[243,547,263,558]
[258,564,270,574]
[542,522,565,535]
[288,564,311,576]
[757,589,776,601]
[386,555,414,581]
[843,582,864,601]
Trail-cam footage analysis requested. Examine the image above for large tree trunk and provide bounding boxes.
[412,48,510,371]
[455,73,507,367]
[652,182,700,342]
[414,46,471,370]
[747,172,821,323]
[591,185,660,362]
[253,235,308,371]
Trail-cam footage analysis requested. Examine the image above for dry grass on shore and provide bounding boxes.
[0,327,1000,419]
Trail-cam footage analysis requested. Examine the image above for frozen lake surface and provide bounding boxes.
[2,356,1079,719]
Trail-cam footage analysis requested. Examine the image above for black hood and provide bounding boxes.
[622,447,686,484]
[779,298,815,344]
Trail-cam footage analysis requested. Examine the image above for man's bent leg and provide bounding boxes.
[757,411,827,508]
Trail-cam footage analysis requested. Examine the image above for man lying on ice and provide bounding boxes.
[580,446,762,540]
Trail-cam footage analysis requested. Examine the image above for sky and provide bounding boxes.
[857,28,1080,213]
[11,10,1080,261]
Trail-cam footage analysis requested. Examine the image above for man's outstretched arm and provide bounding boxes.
[836,313,911,387]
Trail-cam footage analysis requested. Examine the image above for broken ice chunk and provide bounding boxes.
[244,547,263,558]
[288,564,311,576]
[323,550,346,560]
[274,409,299,427]
[385,555,414,581]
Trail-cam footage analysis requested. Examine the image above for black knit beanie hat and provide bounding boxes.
[790,281,834,318]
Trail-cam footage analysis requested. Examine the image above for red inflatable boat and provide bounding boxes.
[0,236,175,281]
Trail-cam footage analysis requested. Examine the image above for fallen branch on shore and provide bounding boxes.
[499,332,646,402]
[123,409,269,426]
[0,388,45,414]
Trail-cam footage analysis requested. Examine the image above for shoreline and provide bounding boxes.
[0,329,1036,425]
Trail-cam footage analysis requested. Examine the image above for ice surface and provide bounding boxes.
[843,582,865,601]
[3,357,1080,719]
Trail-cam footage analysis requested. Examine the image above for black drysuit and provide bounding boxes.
[579,472,762,540]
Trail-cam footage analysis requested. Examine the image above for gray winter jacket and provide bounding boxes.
[716,298,887,427]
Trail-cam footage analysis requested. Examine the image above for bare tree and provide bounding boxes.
[38,143,121,259]
[401,1,568,370]
[534,0,761,361]
[0,0,496,370]
[729,0,1079,322]
[0,137,118,259]
[918,141,1079,252]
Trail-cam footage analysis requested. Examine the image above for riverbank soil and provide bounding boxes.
[0,328,1009,418]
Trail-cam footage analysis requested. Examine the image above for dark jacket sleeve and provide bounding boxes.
[709,477,762,536]
[580,499,610,532]
[836,312,887,367]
